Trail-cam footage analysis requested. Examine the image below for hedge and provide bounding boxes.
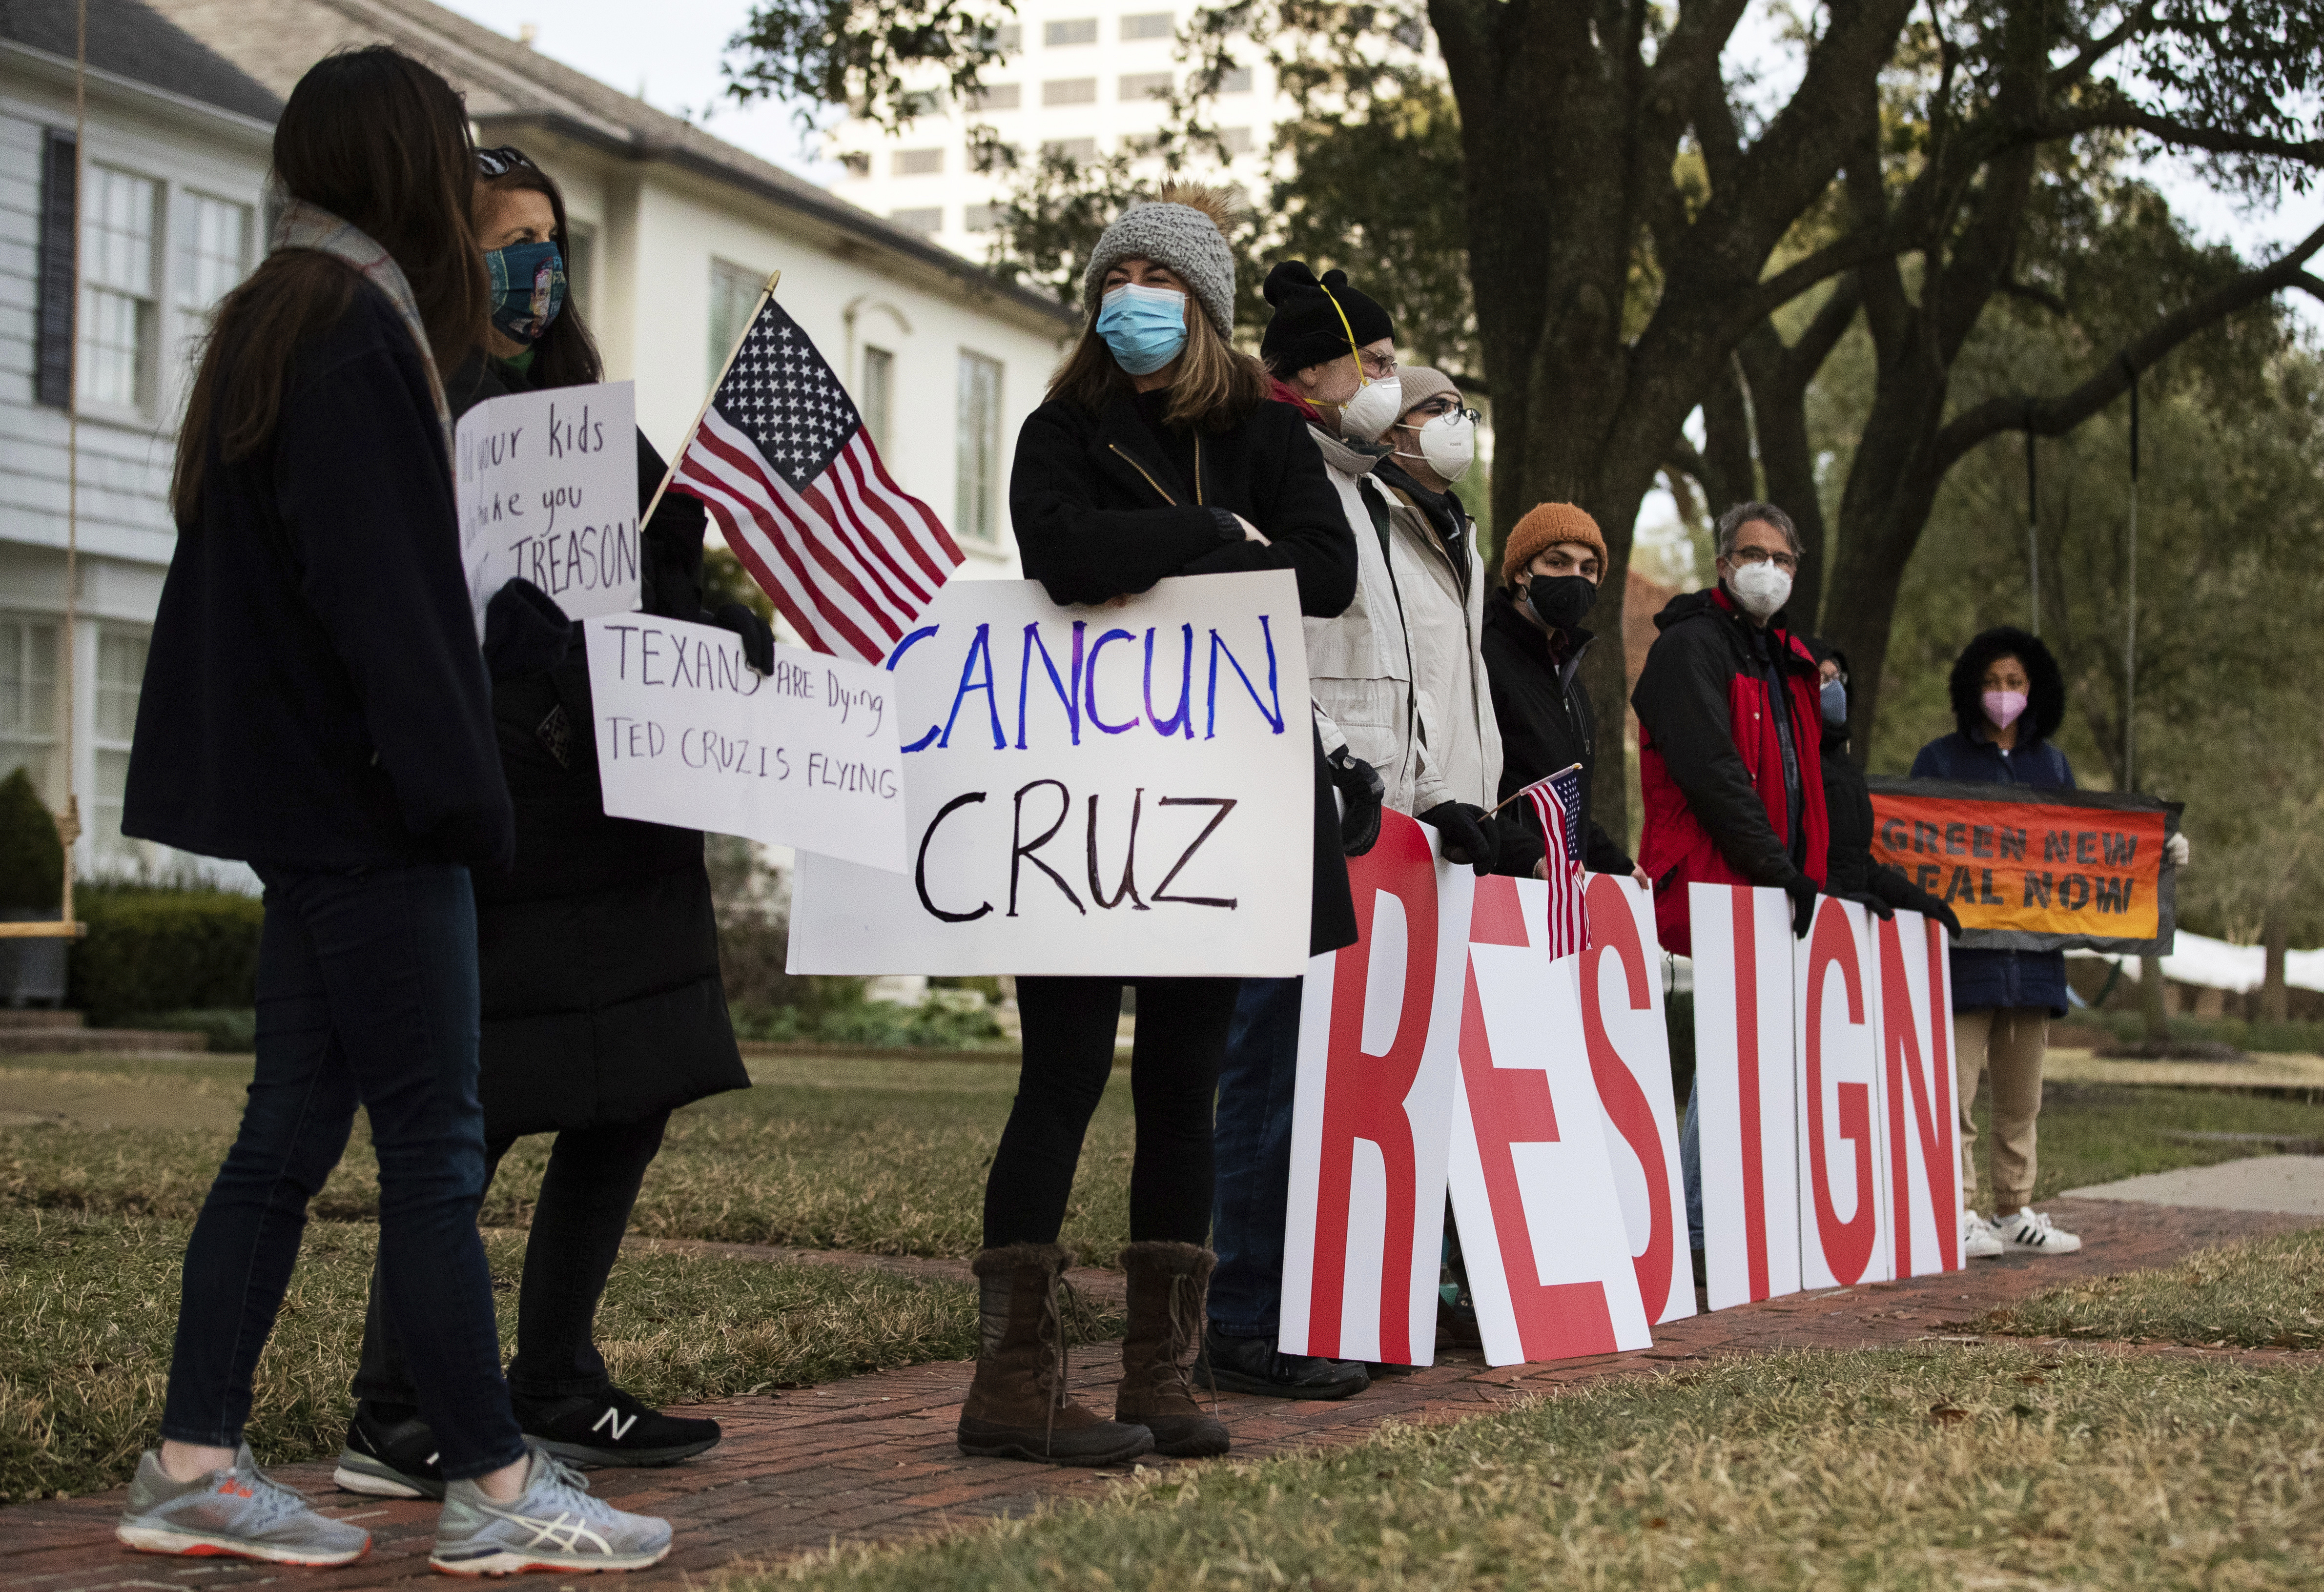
[71,887,265,1024]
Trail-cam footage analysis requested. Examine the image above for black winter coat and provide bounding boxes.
[1818,724,1943,914]
[452,355,747,1137]
[125,285,512,872]
[1009,390,1359,954]
[1480,590,1635,876]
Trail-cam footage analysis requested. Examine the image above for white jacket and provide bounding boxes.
[1302,422,1501,815]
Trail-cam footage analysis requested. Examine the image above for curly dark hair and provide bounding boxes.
[1947,626,2065,744]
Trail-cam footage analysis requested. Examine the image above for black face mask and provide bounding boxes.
[1523,574,1598,633]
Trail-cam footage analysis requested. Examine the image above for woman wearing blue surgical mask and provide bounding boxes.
[334,146,764,1502]
[970,184,1358,1471]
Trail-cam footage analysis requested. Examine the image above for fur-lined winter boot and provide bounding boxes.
[956,1243,1154,1466]
[1115,1241,1229,1457]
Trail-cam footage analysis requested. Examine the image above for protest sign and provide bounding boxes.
[1580,873,1695,1325]
[1449,875,1654,1367]
[582,615,905,871]
[1878,908,1963,1278]
[1796,896,1893,1289]
[1280,811,1466,1367]
[787,572,1314,976]
[457,381,641,634]
[1866,777,2181,953]
[1691,883,1802,1310]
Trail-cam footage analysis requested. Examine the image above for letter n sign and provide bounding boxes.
[1280,810,1465,1367]
[1796,896,1893,1289]
[1880,909,1963,1278]
[1690,884,1801,1310]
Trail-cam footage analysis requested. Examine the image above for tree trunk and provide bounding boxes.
[2262,903,2290,1024]
[2138,953,2171,1041]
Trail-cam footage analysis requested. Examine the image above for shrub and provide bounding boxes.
[117,1008,259,1052]
[0,770,62,912]
[70,886,264,1023]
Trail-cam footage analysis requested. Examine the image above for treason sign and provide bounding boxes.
[1866,777,2181,954]
[457,380,641,634]
[786,572,1314,976]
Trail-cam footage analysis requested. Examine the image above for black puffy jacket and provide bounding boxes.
[1480,590,1635,876]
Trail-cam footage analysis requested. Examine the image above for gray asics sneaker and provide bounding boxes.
[429,1444,672,1576]
[116,1445,371,1566]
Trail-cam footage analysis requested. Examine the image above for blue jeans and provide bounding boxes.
[1682,1074,1704,1252]
[160,863,525,1480]
[1208,975,1304,1339]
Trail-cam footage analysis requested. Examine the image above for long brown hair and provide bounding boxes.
[474,146,603,389]
[172,47,488,521]
[1047,291,1270,434]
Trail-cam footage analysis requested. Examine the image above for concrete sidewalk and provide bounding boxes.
[2062,1152,2324,1215]
[3,1197,2315,1591]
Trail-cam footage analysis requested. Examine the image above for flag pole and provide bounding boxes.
[1483,762,1584,818]
[638,268,781,530]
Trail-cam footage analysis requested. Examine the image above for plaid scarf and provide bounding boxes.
[269,199,453,469]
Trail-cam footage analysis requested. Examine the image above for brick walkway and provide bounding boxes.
[6,1196,2316,1590]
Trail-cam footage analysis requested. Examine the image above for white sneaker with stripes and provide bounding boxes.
[1962,1210,2005,1259]
[1993,1206,2082,1255]
[429,1444,671,1575]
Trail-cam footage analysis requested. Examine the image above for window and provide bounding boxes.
[563,221,596,320]
[860,347,894,453]
[968,82,1021,110]
[708,259,763,382]
[93,629,148,864]
[35,130,74,408]
[1219,126,1255,155]
[963,203,1001,232]
[176,192,249,315]
[899,89,946,118]
[839,151,872,179]
[0,618,59,801]
[986,22,1023,49]
[1121,11,1174,39]
[889,206,944,236]
[1045,18,1098,45]
[79,165,160,410]
[1219,66,1254,93]
[1040,138,1099,163]
[956,351,1003,544]
[1120,71,1172,101]
[894,147,945,176]
[1042,77,1097,105]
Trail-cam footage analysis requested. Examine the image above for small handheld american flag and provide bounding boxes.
[662,285,962,663]
[1516,763,1587,959]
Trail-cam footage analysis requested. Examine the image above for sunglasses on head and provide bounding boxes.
[476,145,536,178]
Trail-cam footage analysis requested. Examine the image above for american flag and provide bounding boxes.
[670,296,962,662]
[1517,763,1587,959]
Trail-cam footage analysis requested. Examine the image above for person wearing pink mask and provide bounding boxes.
[1910,627,2081,1259]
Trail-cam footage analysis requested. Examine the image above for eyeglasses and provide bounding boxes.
[476,145,536,178]
[1406,401,1479,425]
[1728,546,1800,573]
[1359,349,1397,378]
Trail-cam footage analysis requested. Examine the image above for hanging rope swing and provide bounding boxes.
[1,0,89,949]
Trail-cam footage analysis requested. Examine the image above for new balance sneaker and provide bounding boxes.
[513,1384,722,1468]
[430,1445,671,1575]
[1994,1206,2082,1255]
[1962,1210,2006,1260]
[333,1400,446,1500]
[117,1445,371,1566]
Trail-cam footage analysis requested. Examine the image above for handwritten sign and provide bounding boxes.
[787,572,1314,976]
[457,380,641,634]
[583,614,905,872]
[1866,777,2180,953]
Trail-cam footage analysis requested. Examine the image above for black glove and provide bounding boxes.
[1327,750,1385,857]
[704,602,775,674]
[1841,889,1895,921]
[1418,801,1499,876]
[482,577,572,681]
[1486,811,1546,878]
[1901,887,1964,938]
[1781,873,1819,939]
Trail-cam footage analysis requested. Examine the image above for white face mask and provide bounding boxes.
[1728,558,1793,619]
[1395,409,1475,482]
[1338,374,1402,442]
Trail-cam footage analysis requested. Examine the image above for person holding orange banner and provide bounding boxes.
[1909,627,2081,1258]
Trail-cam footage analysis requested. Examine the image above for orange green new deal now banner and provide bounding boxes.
[1864,776,2182,955]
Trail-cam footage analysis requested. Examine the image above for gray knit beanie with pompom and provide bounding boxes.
[1079,184,1239,341]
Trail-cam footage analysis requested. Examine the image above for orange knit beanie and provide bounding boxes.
[1501,502,1608,586]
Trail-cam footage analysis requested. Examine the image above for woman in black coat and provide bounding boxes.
[336,148,763,1500]
[957,185,1357,1470]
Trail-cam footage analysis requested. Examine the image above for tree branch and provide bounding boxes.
[2032,102,2324,165]
[2047,1,2158,94]
[1998,278,2070,316]
[1934,219,2324,469]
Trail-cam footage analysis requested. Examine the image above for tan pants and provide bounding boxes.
[1954,1006,2048,1214]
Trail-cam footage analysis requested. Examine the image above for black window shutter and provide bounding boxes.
[36,128,78,408]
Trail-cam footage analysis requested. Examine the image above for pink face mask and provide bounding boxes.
[1982,689,2029,730]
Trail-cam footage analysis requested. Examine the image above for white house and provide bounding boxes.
[2,0,1080,882]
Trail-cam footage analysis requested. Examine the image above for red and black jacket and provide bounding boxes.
[1631,587,1828,956]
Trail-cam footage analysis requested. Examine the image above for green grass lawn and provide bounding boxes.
[1985,1226,2324,1349]
[756,1347,2324,1591]
[1969,1080,2324,1205]
[0,1204,983,1503]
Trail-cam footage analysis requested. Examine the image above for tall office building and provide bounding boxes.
[829,6,1279,261]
